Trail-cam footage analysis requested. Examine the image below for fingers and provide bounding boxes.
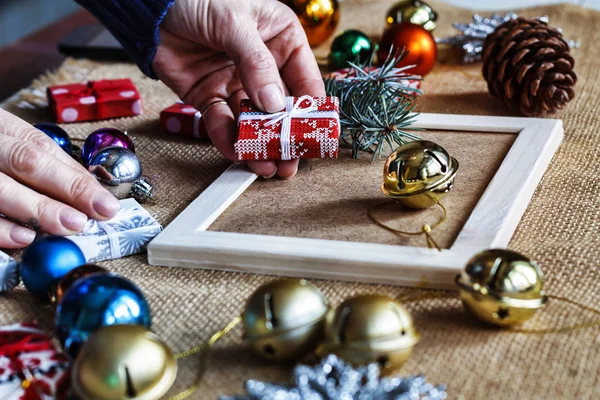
[227,89,278,178]
[265,21,326,97]
[0,217,36,249]
[275,160,299,179]
[202,98,238,161]
[0,171,88,235]
[0,134,120,221]
[0,109,87,173]
[225,28,285,113]
[280,44,326,97]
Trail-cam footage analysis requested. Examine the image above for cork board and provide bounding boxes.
[208,130,516,250]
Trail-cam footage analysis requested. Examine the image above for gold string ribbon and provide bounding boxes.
[168,316,242,400]
[368,200,447,251]
[396,290,600,333]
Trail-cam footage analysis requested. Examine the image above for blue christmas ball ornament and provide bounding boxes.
[34,123,73,154]
[55,273,152,357]
[20,236,86,299]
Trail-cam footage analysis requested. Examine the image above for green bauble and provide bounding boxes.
[329,30,373,70]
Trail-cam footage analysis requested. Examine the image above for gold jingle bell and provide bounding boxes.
[456,249,548,327]
[382,140,459,209]
[242,279,329,361]
[386,0,438,31]
[72,325,177,400]
[317,295,419,374]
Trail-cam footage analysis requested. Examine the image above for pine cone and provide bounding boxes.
[482,18,577,117]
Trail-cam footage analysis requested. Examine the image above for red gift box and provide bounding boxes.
[0,322,70,400]
[235,96,340,161]
[160,103,208,139]
[47,79,143,123]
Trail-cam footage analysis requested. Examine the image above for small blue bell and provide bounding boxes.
[20,236,86,299]
[34,123,73,154]
[55,273,152,357]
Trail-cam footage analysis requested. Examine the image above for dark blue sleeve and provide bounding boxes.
[75,0,176,79]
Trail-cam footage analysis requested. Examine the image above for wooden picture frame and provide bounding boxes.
[147,113,563,290]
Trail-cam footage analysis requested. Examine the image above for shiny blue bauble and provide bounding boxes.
[55,273,152,357]
[20,236,86,299]
[34,123,73,154]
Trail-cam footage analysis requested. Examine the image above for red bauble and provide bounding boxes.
[377,22,437,76]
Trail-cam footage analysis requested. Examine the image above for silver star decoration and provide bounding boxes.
[435,13,580,63]
[220,355,447,400]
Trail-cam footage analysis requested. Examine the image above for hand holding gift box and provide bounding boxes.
[235,96,340,161]
[47,79,142,123]
[66,198,162,263]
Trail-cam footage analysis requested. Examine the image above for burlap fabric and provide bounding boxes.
[1,1,599,398]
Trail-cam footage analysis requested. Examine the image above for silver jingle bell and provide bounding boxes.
[88,146,142,186]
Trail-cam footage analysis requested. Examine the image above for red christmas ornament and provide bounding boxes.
[377,22,437,76]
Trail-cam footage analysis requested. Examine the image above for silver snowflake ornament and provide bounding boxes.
[436,13,580,63]
[435,12,518,63]
[220,355,447,400]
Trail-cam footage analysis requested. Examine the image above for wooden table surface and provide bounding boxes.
[0,9,99,102]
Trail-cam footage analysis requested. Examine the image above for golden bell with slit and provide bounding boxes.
[382,140,459,209]
[317,295,419,374]
[455,249,548,327]
[386,0,438,31]
[72,325,177,400]
[242,279,329,361]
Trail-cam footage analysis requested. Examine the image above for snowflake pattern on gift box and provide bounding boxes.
[69,200,162,262]
[83,216,162,262]
[0,251,19,293]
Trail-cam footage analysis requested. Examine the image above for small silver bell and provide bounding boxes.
[130,176,155,203]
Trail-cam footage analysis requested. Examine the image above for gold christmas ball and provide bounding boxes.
[455,249,547,327]
[72,325,177,400]
[242,279,329,361]
[382,140,459,209]
[50,263,107,304]
[386,0,438,31]
[318,295,419,373]
[282,0,340,47]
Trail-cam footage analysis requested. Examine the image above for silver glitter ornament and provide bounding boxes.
[221,354,447,400]
[88,146,142,186]
[436,13,580,63]
[436,12,518,63]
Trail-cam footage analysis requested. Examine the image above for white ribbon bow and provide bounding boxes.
[238,95,339,160]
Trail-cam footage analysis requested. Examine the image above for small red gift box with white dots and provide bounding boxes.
[160,103,208,139]
[47,79,143,123]
[235,96,340,161]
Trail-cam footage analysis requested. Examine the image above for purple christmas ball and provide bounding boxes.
[81,128,135,167]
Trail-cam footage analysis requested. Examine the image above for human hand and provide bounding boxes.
[153,0,325,179]
[0,109,121,248]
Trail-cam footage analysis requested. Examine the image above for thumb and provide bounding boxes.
[226,29,285,113]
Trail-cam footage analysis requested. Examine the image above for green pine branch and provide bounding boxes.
[324,48,423,161]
